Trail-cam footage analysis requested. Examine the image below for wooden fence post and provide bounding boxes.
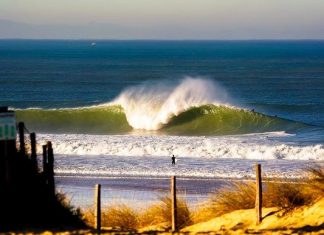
[255,163,262,225]
[18,122,25,155]
[30,132,37,171]
[171,176,177,232]
[47,141,55,196]
[42,145,47,176]
[94,184,101,232]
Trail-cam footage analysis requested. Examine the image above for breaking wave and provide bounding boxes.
[38,133,324,161]
[15,78,308,136]
[15,105,308,135]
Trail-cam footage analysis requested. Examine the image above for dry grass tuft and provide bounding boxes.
[82,195,191,231]
[210,181,256,215]
[140,195,192,229]
[82,207,95,227]
[192,181,256,223]
[102,204,139,230]
[83,204,139,230]
[265,182,313,213]
[305,165,324,195]
[191,204,216,224]
[193,165,324,222]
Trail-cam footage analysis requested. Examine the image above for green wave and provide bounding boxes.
[16,106,132,134]
[161,105,306,135]
[16,104,307,135]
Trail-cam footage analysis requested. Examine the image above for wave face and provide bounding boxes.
[16,106,132,134]
[16,104,306,135]
[15,78,308,136]
[161,105,306,135]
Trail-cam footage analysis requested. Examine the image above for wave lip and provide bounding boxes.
[111,77,232,130]
[15,78,310,136]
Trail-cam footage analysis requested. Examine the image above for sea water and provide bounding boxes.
[1,40,324,206]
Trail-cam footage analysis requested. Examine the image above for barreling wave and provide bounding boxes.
[14,78,308,136]
[15,104,307,136]
[161,105,306,135]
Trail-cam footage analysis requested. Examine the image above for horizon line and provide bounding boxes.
[1,38,324,41]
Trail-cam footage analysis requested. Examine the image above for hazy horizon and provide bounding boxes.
[1,0,324,40]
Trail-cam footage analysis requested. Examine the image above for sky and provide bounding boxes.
[0,0,324,39]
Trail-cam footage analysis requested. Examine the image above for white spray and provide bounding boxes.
[111,77,232,130]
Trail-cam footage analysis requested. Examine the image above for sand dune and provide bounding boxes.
[182,198,324,234]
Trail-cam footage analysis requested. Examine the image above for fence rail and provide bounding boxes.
[90,164,264,232]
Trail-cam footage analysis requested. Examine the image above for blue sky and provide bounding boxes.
[1,0,324,39]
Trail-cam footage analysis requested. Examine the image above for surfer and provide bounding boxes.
[171,155,176,165]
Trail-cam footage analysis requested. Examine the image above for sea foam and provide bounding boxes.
[111,77,233,130]
[37,132,324,161]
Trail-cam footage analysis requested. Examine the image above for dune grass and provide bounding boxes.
[139,195,191,229]
[305,165,324,194]
[82,166,323,230]
[192,165,324,223]
[83,195,191,230]
[102,204,139,230]
[203,182,256,216]
[265,181,314,212]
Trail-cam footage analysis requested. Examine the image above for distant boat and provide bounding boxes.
[91,42,96,46]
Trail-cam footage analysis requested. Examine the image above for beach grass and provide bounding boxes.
[305,165,324,194]
[83,195,191,230]
[81,165,323,233]
[265,181,314,213]
[102,204,138,230]
[139,195,191,229]
[192,165,324,223]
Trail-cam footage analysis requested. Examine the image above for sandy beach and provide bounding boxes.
[8,198,324,234]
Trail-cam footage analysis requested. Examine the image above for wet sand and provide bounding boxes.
[56,175,235,209]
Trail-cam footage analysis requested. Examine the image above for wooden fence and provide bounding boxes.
[93,163,264,232]
[18,122,55,194]
[0,119,56,197]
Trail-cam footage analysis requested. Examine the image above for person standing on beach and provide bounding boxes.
[171,155,176,165]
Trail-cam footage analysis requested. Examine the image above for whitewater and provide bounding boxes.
[37,132,322,161]
[33,131,322,178]
[110,77,233,130]
[14,78,322,179]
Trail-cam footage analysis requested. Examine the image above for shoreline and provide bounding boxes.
[55,172,319,210]
[56,175,232,209]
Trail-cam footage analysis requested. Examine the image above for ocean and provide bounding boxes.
[1,40,324,206]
